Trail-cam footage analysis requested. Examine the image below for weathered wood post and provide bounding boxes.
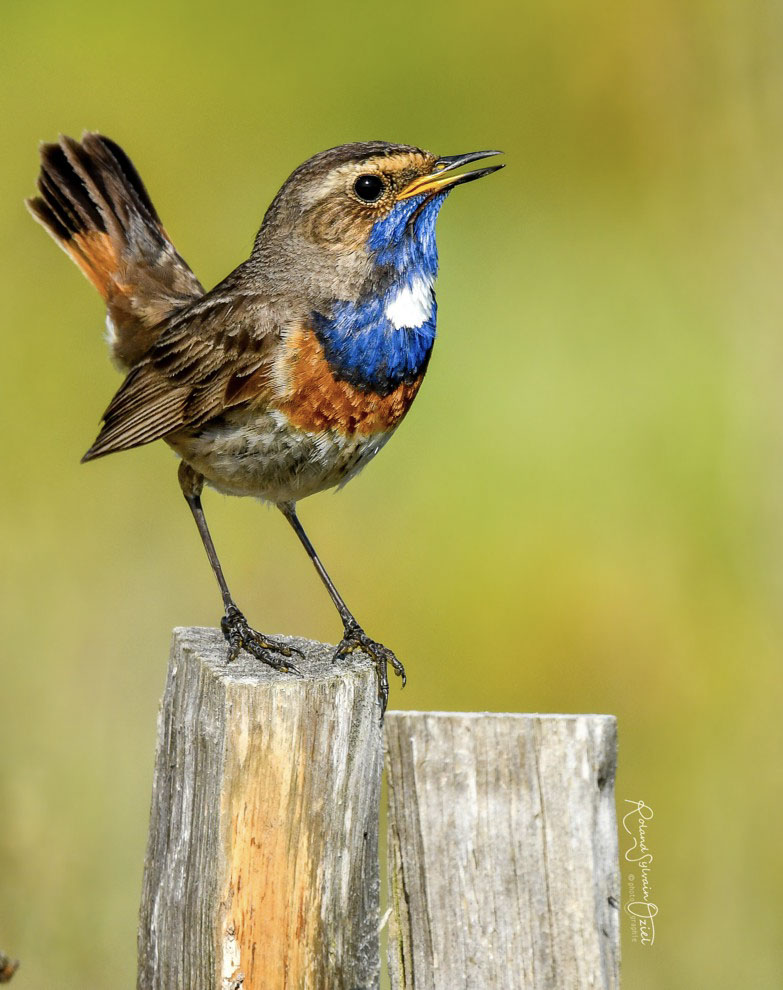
[384,712,620,990]
[137,627,383,990]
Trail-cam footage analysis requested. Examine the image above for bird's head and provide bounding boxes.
[253,142,503,302]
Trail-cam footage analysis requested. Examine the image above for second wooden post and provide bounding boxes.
[384,712,620,989]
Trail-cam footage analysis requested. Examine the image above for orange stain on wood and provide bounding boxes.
[275,326,423,435]
[219,709,324,989]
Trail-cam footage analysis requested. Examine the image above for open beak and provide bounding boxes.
[397,150,504,200]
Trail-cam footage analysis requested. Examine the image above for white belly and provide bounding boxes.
[167,409,394,503]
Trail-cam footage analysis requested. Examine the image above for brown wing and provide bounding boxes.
[81,289,280,461]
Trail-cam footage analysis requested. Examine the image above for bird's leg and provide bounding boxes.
[279,501,406,712]
[178,462,302,673]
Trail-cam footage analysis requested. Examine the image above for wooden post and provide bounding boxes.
[384,712,620,990]
[137,627,383,990]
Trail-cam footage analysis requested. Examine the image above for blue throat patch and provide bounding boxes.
[313,193,448,395]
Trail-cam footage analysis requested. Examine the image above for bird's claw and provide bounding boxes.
[221,604,303,674]
[334,621,406,714]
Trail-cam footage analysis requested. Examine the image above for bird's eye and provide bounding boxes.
[353,174,384,202]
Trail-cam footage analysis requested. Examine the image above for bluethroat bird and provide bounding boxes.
[27,135,503,711]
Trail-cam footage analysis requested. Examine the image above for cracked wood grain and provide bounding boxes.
[384,713,620,990]
[137,627,383,990]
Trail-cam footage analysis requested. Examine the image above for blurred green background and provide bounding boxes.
[2,0,782,986]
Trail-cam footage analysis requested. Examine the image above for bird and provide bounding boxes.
[27,134,503,711]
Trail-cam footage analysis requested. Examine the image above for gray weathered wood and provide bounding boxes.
[384,712,620,990]
[137,627,383,990]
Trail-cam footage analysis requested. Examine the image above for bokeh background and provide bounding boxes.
[2,1,782,986]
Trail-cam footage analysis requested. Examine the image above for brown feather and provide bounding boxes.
[81,291,281,461]
[27,133,204,368]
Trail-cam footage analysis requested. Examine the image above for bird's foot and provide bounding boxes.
[334,620,406,714]
[221,604,303,674]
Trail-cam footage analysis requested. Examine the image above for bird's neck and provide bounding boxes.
[313,196,442,396]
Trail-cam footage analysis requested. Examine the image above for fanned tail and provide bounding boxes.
[27,133,204,368]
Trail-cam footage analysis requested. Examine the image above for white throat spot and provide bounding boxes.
[384,276,434,330]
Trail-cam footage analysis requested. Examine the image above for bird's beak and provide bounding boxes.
[397,150,504,200]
